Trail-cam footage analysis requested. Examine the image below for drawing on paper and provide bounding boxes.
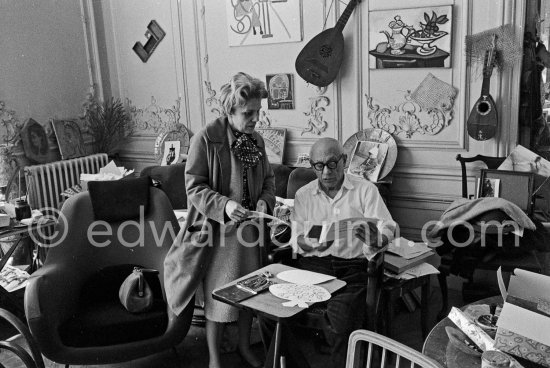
[227,0,302,46]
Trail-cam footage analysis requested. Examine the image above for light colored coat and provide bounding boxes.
[164,116,275,316]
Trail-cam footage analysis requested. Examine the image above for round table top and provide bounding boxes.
[422,296,502,368]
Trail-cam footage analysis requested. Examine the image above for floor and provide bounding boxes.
[0,285,464,368]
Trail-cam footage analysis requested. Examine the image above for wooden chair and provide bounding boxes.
[437,154,545,318]
[346,329,443,368]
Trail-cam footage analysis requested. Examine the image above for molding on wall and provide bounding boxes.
[129,96,182,134]
[365,92,454,138]
[302,93,331,135]
[80,0,103,101]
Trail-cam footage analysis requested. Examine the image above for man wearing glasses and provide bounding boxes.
[289,137,395,367]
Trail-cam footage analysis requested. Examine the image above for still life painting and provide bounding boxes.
[348,141,389,183]
[266,73,294,109]
[255,128,286,164]
[51,120,86,160]
[226,0,302,46]
[369,5,452,69]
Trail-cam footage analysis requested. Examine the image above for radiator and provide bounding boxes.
[24,153,109,211]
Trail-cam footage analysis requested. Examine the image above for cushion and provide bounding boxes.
[88,176,150,222]
[59,299,168,347]
[140,163,187,209]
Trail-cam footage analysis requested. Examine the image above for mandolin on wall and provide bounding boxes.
[295,0,362,87]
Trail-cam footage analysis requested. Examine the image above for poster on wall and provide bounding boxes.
[266,73,295,109]
[368,5,452,69]
[226,0,302,46]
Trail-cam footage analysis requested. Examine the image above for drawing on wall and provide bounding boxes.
[226,0,302,46]
[255,128,286,164]
[369,6,452,69]
[266,73,294,109]
[20,118,49,163]
[51,120,86,160]
[161,141,181,166]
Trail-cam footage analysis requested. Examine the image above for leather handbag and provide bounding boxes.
[118,267,158,313]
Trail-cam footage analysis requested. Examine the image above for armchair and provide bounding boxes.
[436,154,546,318]
[24,184,194,366]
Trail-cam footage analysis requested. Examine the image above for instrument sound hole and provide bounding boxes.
[476,101,491,115]
[319,45,332,58]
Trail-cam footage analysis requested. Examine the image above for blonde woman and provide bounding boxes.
[164,72,275,368]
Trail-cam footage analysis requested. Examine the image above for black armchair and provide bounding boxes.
[24,185,194,366]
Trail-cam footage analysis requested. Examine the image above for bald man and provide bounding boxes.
[263,138,396,368]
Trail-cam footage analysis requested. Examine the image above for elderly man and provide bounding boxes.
[263,137,396,368]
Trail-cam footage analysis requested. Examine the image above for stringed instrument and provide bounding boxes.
[295,0,361,87]
[467,35,498,141]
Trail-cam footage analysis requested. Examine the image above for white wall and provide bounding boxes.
[0,0,91,161]
[94,0,525,239]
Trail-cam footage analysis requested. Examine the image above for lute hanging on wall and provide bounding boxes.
[467,35,498,141]
[295,0,361,87]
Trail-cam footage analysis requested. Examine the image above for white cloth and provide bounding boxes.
[290,174,396,259]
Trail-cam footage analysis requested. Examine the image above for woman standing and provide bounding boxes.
[164,72,275,368]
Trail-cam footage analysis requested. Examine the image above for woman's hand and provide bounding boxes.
[256,199,268,214]
[225,200,249,223]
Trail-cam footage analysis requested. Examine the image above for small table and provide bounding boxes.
[423,296,502,368]
[381,274,431,339]
[212,263,346,368]
[0,219,55,315]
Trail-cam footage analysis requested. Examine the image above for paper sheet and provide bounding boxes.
[387,237,433,259]
[247,211,290,226]
[276,270,335,285]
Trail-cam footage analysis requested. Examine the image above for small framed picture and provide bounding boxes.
[51,119,86,160]
[476,178,500,198]
[255,128,286,164]
[160,140,181,166]
[478,169,535,214]
[266,73,294,110]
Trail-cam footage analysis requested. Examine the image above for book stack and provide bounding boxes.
[384,237,438,277]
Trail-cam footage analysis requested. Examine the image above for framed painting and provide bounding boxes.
[226,0,302,46]
[369,5,452,69]
[266,73,295,110]
[20,118,49,163]
[51,120,86,160]
[255,128,286,164]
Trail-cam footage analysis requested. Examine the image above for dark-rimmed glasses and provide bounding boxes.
[309,154,345,171]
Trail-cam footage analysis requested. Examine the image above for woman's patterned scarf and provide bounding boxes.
[231,129,263,169]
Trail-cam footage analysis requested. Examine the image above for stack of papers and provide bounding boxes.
[384,262,440,280]
[384,237,437,275]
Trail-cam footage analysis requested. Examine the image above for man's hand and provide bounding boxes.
[297,236,334,252]
[225,200,249,223]
[353,222,388,249]
[256,199,268,214]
